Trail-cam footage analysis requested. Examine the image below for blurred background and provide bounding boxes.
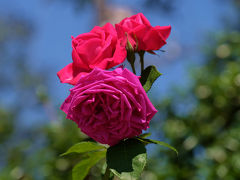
[0,0,240,179]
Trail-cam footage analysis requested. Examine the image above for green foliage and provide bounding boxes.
[72,151,106,180]
[137,137,178,155]
[110,153,146,180]
[1,2,240,180]
[138,133,151,138]
[0,109,14,143]
[140,65,162,92]
[62,141,107,180]
[149,31,240,179]
[61,141,106,156]
[107,138,147,179]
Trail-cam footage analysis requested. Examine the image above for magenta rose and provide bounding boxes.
[57,23,127,85]
[115,13,171,51]
[60,67,157,146]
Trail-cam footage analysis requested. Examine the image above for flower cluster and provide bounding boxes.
[58,13,171,146]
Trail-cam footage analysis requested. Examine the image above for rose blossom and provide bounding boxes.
[60,67,157,146]
[57,23,127,85]
[115,13,171,51]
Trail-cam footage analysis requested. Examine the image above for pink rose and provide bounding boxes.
[57,23,127,85]
[60,68,157,146]
[115,13,171,51]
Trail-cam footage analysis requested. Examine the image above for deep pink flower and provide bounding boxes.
[60,68,157,146]
[57,23,127,85]
[115,13,171,51]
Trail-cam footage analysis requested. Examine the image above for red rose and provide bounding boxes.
[115,13,171,51]
[57,23,127,85]
[60,67,157,146]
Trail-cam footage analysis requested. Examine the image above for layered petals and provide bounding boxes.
[58,23,127,85]
[115,13,171,51]
[60,68,157,146]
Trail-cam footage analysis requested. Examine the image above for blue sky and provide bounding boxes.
[0,0,237,126]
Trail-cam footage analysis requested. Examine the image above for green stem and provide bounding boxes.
[130,63,136,74]
[138,51,145,74]
[127,51,136,74]
[103,167,110,180]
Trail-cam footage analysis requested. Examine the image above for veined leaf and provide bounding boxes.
[72,150,106,180]
[137,137,178,155]
[138,133,151,138]
[140,65,162,92]
[61,141,106,156]
[107,138,147,180]
[110,153,147,180]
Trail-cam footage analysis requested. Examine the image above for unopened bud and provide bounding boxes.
[125,32,134,52]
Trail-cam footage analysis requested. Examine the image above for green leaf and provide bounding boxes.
[147,50,165,55]
[140,65,162,92]
[106,139,147,180]
[110,153,147,180]
[61,141,106,156]
[138,133,151,138]
[137,137,178,155]
[72,150,106,180]
[147,50,157,55]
